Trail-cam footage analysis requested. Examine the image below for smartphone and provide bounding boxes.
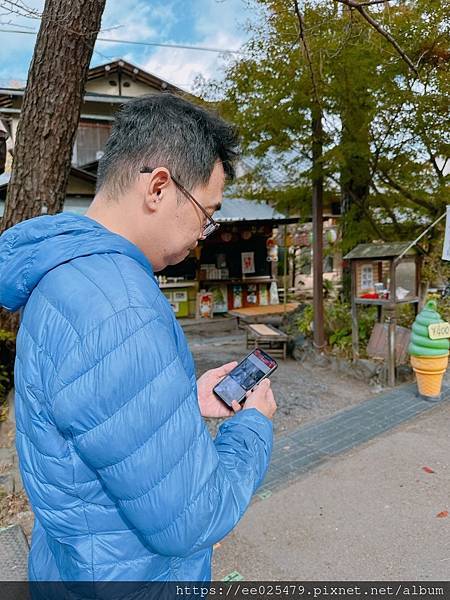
[213,347,278,408]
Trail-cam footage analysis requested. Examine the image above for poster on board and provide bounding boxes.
[241,252,255,274]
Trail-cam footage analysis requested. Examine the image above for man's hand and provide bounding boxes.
[197,361,242,418]
[243,378,277,420]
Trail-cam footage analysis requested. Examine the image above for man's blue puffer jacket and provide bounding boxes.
[0,213,273,582]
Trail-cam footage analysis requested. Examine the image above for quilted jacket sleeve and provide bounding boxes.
[51,306,273,557]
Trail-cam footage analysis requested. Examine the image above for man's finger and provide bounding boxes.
[245,378,270,398]
[253,378,270,389]
[230,400,242,412]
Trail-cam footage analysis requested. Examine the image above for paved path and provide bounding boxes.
[259,383,448,496]
[213,389,450,581]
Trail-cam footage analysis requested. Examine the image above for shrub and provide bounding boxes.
[296,300,377,358]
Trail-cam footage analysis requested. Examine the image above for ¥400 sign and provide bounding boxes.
[428,322,450,340]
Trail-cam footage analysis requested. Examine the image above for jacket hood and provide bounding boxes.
[0,213,154,312]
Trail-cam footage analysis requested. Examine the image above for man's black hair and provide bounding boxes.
[96,93,239,198]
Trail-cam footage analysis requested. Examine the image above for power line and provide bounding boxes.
[0,27,242,54]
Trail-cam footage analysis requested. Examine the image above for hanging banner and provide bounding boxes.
[442,206,450,261]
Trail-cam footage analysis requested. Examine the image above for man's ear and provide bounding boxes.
[143,167,171,210]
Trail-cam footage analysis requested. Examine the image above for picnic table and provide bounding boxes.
[228,302,299,326]
[246,323,289,360]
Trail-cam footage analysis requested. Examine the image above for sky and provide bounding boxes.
[0,0,260,91]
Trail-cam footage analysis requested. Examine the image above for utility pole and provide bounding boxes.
[293,0,326,351]
[312,106,325,350]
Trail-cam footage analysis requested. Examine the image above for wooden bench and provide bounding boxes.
[246,323,289,360]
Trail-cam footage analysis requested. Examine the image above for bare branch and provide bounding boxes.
[334,0,419,75]
[0,16,34,28]
[0,0,41,19]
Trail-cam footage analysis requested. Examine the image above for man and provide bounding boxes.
[0,94,276,583]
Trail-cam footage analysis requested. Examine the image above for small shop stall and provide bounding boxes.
[156,278,198,318]
[159,197,297,318]
[344,241,422,385]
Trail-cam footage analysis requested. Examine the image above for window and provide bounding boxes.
[395,260,416,298]
[323,255,334,273]
[361,265,374,290]
[72,122,112,167]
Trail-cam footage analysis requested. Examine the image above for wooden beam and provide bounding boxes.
[351,260,359,358]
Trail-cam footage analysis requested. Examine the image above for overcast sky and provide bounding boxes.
[0,0,259,91]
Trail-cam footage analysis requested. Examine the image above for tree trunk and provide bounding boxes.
[1,0,106,233]
[0,131,7,174]
[338,11,374,300]
[340,102,372,300]
[0,0,106,334]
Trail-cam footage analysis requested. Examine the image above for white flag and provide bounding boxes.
[443,206,450,261]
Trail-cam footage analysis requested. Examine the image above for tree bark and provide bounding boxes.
[0,0,106,334]
[1,0,106,232]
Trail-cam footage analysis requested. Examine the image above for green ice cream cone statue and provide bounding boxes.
[408,300,450,398]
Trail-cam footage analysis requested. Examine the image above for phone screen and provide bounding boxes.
[213,348,277,407]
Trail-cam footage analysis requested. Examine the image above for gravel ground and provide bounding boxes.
[188,331,377,438]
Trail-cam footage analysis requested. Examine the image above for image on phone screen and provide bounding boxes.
[213,348,277,407]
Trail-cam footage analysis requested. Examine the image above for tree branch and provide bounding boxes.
[357,0,391,4]
[424,141,445,181]
[334,0,419,75]
[292,0,322,109]
[370,182,403,235]
[378,171,437,212]
[337,0,392,6]
[324,167,387,240]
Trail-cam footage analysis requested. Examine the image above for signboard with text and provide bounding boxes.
[428,322,450,340]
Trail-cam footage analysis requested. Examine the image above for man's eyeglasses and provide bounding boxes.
[139,167,220,239]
